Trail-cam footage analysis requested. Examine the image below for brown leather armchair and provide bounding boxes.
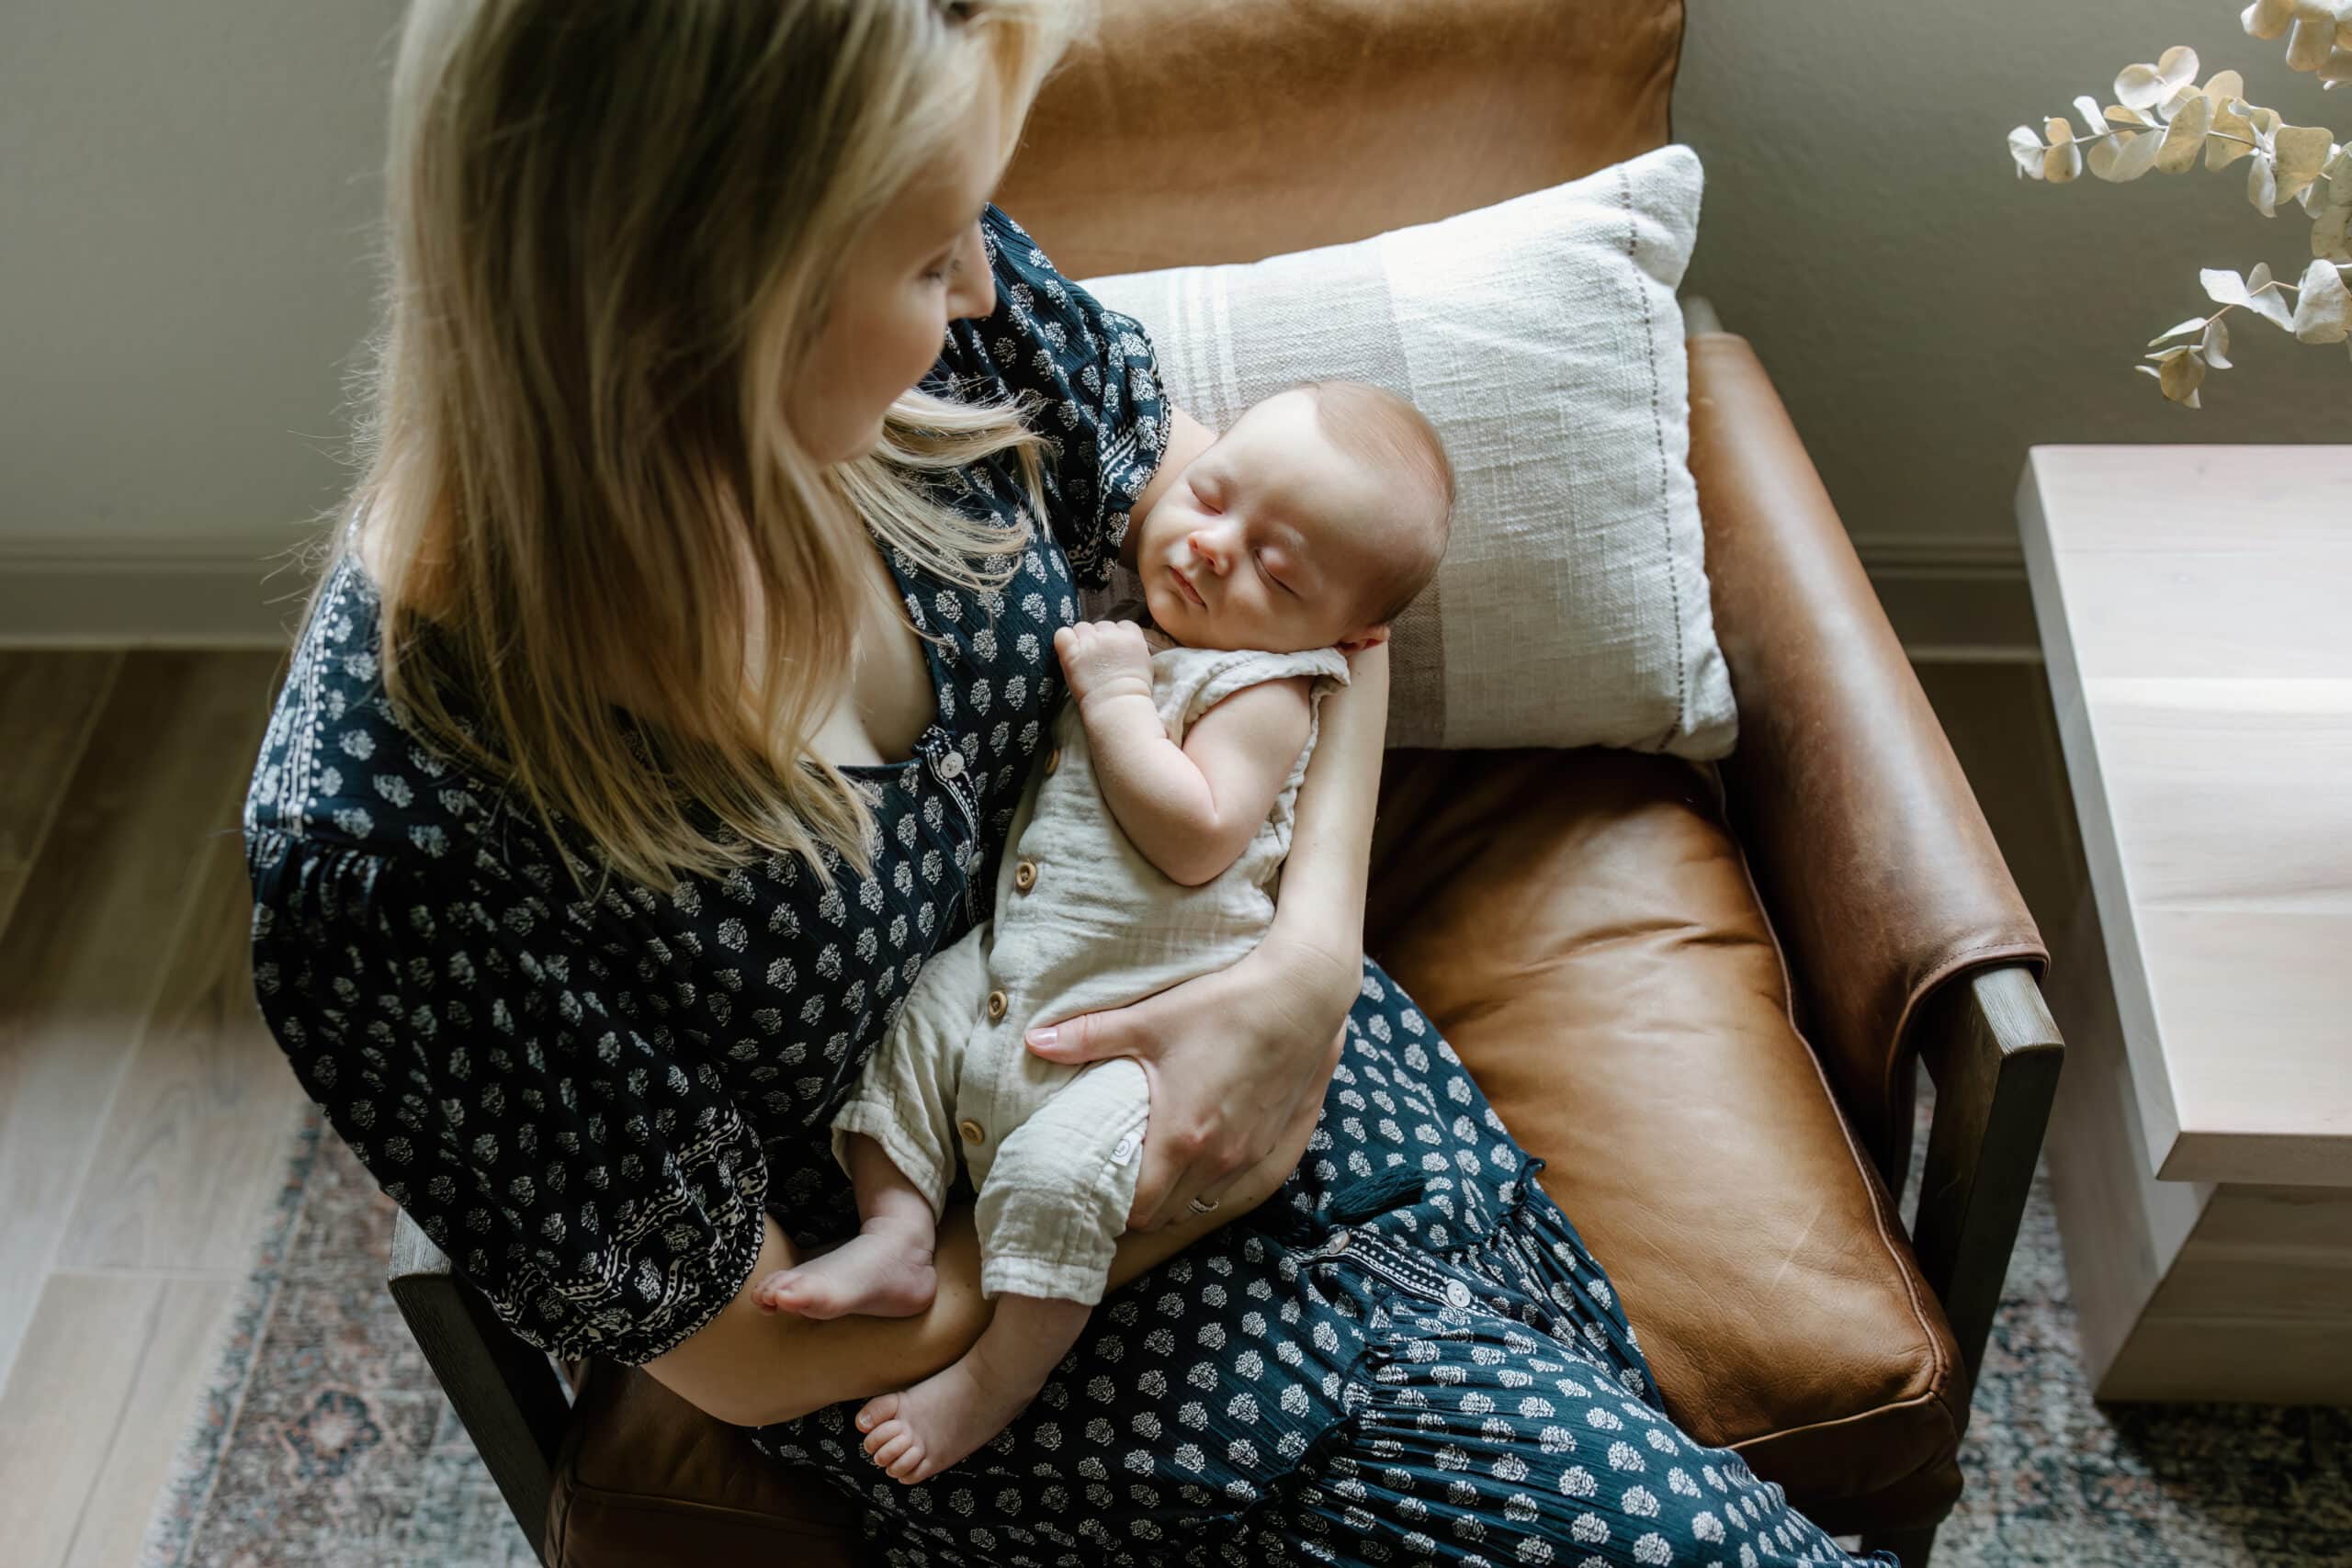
[386,5,2061,1565]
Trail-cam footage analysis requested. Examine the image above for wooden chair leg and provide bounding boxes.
[388,1207,573,1563]
[1860,1524,1939,1565]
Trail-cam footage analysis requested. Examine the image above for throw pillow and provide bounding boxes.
[1076,142,1736,757]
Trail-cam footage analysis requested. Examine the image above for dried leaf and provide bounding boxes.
[2157,93,2214,172]
[2105,125,2165,181]
[2008,124,2047,179]
[2043,116,2083,181]
[2089,126,2147,180]
[2245,262,2301,327]
[2322,45,2352,87]
[2288,6,2337,72]
[2148,316,2211,344]
[2291,256,2352,341]
[2201,315,2233,367]
[2105,103,2152,127]
[2201,268,2252,306]
[2251,150,2281,215]
[2202,70,2249,107]
[2074,95,2111,136]
[2158,344,2209,401]
[2243,0,2294,41]
[2316,198,2352,261]
[2118,48,2202,112]
[2158,82,2205,122]
[2158,44,2202,95]
[2117,62,2168,110]
[2209,96,2259,167]
[2275,123,2335,200]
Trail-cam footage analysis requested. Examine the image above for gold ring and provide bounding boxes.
[1188,1195,1219,1215]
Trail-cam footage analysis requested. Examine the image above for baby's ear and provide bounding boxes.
[1335,626,1390,656]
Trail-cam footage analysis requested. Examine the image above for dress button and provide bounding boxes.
[1046,745,1061,775]
[986,989,1009,1021]
[936,750,966,780]
[1013,859,1037,892]
[958,1118,985,1145]
[1444,1279,1474,1309]
[1318,1232,1351,1258]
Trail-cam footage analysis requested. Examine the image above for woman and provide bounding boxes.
[245,1,1894,1562]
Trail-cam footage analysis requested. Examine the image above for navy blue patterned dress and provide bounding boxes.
[244,204,1891,1567]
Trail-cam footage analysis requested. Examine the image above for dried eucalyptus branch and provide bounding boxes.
[2005,23,2352,406]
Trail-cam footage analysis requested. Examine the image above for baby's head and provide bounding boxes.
[1134,380,1452,656]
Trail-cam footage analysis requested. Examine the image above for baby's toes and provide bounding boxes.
[869,1427,916,1472]
[856,1394,900,1452]
[887,1436,930,1483]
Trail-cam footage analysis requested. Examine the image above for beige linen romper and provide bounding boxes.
[829,621,1351,1303]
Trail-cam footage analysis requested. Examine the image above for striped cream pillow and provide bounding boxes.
[1076,143,1735,757]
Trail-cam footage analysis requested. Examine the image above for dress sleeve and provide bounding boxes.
[244,828,769,1368]
[962,202,1173,592]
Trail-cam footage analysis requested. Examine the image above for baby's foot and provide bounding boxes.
[754,1230,935,1320]
[855,1356,1035,1483]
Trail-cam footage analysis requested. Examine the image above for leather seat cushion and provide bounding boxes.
[544,744,1964,1562]
[1365,746,1966,1506]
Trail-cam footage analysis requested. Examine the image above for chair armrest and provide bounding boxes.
[1908,964,2063,1399]
[388,1208,572,1562]
[1685,331,2047,1183]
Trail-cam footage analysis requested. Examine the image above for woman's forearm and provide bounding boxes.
[1265,639,1388,1004]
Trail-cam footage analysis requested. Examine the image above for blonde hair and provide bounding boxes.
[305,0,1090,897]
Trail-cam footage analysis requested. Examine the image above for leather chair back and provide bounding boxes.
[1000,0,1684,277]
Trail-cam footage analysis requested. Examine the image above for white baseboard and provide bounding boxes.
[0,532,2043,660]
[1853,535,2042,662]
[0,536,317,648]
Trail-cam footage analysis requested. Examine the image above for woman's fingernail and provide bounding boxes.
[1027,1026,1056,1048]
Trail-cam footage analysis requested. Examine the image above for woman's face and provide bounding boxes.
[786,68,1007,467]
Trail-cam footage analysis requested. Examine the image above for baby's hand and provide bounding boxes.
[1054,620,1153,712]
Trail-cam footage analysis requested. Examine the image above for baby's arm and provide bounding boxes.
[1053,622,1311,886]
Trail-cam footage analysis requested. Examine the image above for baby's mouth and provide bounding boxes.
[1173,565,1206,610]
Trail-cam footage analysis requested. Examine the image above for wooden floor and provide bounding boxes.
[0,649,305,1568]
[0,647,2076,1567]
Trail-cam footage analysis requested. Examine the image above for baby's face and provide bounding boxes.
[1133,389,1398,654]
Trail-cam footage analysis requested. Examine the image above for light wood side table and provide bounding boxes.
[2018,445,2352,1403]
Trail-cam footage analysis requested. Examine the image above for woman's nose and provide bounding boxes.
[946,225,994,321]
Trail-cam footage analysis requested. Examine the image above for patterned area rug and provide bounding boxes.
[141,1096,2351,1567]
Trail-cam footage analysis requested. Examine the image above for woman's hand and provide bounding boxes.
[1025,934,1355,1230]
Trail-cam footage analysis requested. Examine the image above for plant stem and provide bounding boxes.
[2070,123,2262,151]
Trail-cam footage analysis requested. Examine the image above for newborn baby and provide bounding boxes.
[757,378,1453,1483]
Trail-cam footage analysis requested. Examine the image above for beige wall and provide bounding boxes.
[1,2,398,554]
[1674,0,2349,551]
[5,0,2342,579]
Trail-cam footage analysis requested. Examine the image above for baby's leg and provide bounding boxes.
[754,1132,937,1319]
[857,1057,1149,1482]
[854,1292,1091,1483]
